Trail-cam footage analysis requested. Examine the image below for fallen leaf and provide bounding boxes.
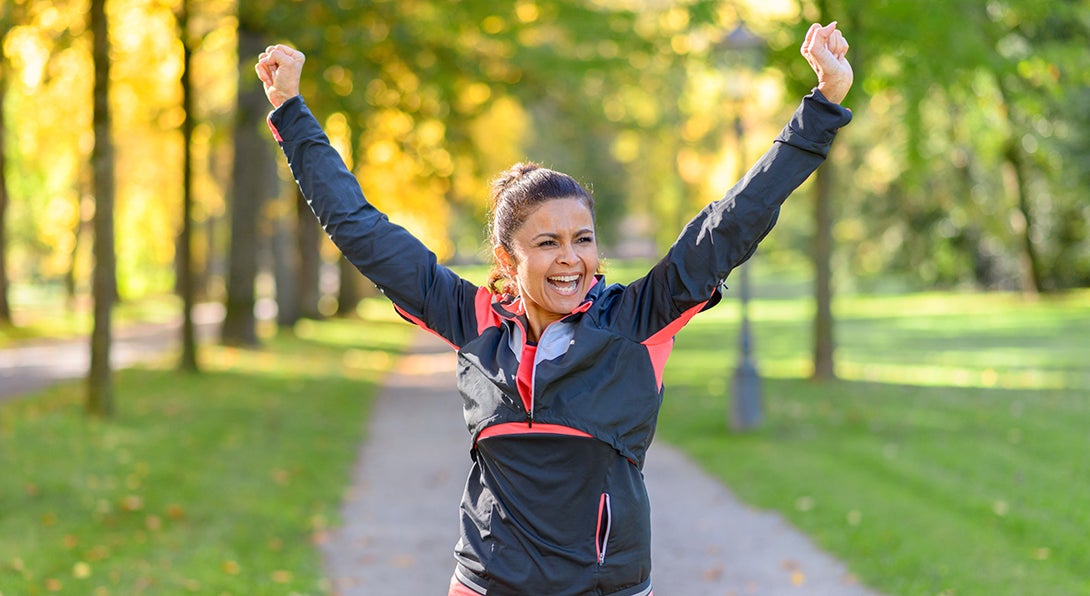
[222,560,240,575]
[63,534,79,549]
[166,504,186,520]
[73,562,91,579]
[120,495,143,512]
[846,509,862,526]
[145,515,162,531]
[44,578,62,591]
[791,571,806,586]
[271,570,293,583]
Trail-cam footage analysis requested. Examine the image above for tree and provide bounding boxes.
[0,49,10,326]
[0,0,18,326]
[295,188,323,319]
[177,0,199,371]
[87,0,117,416]
[221,21,276,346]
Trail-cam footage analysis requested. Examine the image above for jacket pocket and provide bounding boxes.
[595,492,612,565]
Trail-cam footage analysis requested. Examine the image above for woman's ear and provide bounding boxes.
[493,245,515,274]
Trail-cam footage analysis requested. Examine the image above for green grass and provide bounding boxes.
[658,287,1090,595]
[0,307,414,595]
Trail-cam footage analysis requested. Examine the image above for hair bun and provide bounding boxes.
[491,161,542,196]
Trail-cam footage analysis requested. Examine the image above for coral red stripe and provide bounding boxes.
[477,422,593,441]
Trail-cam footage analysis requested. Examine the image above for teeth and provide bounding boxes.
[549,275,579,282]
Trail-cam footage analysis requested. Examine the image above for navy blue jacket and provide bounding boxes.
[269,90,851,595]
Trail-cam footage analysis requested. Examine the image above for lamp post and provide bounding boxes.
[716,23,765,431]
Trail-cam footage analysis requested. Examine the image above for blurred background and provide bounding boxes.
[2,0,1087,335]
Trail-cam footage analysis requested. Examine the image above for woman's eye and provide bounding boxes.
[538,240,557,247]
[577,236,594,244]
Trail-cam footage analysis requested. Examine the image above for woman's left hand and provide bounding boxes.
[801,22,853,104]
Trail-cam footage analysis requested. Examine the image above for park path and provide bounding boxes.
[321,330,881,596]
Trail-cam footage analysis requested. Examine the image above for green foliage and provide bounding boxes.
[0,313,414,593]
[816,0,1090,290]
[4,0,1090,331]
[658,285,1090,594]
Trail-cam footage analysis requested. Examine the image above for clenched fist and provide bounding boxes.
[255,44,306,108]
[800,22,853,104]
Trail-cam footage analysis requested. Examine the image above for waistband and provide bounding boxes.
[454,564,653,596]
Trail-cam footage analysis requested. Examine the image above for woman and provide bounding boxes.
[257,21,852,596]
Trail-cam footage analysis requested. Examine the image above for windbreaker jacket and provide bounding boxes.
[268,90,851,596]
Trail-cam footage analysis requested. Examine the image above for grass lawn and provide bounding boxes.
[0,303,414,595]
[656,281,1090,595]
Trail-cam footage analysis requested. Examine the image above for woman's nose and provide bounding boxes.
[556,242,576,264]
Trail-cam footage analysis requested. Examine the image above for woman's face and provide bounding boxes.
[497,197,598,339]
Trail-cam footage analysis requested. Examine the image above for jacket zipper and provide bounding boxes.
[596,492,612,565]
[517,334,536,428]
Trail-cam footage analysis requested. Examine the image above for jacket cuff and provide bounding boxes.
[775,88,852,157]
[266,95,307,143]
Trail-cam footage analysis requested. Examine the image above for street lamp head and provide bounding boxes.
[723,23,765,51]
[713,22,767,70]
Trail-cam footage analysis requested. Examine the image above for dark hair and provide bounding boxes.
[486,162,595,296]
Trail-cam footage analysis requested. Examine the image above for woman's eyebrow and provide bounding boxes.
[532,228,595,242]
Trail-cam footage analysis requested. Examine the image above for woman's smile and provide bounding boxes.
[546,273,582,295]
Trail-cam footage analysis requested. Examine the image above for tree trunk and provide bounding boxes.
[272,208,299,328]
[808,0,837,382]
[222,26,275,346]
[336,258,364,317]
[177,0,199,371]
[87,0,116,416]
[811,163,836,381]
[0,66,11,324]
[296,188,323,319]
[1004,141,1043,296]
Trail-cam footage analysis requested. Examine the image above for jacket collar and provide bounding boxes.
[492,274,603,320]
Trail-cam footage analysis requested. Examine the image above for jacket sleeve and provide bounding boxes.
[267,96,482,349]
[618,89,852,343]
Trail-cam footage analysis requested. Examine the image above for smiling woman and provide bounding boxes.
[256,20,854,596]
[487,164,601,341]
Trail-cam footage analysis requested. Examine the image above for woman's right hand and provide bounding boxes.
[255,44,306,108]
